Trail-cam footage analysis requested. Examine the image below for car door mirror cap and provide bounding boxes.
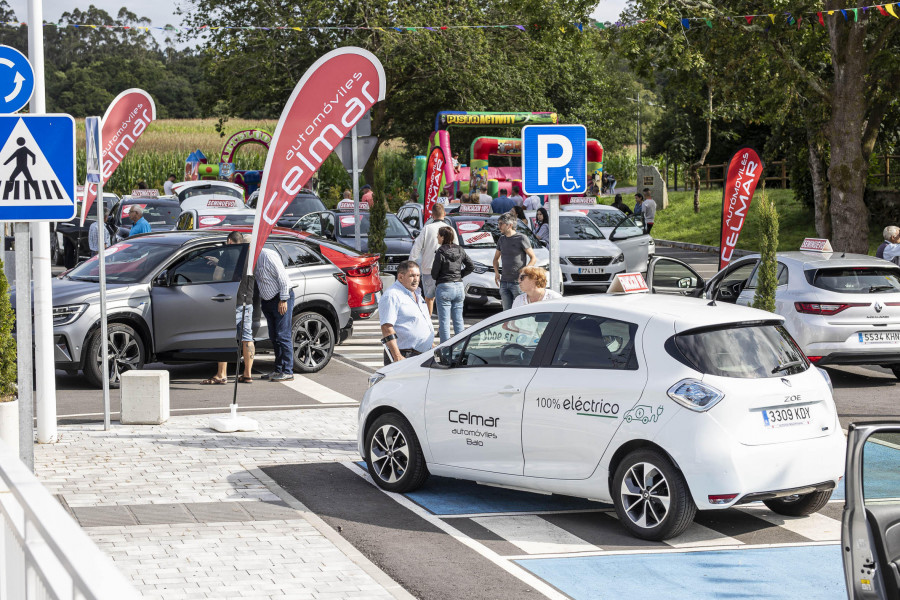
[154,270,170,287]
[433,346,453,369]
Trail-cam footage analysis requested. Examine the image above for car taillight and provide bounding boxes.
[344,264,373,277]
[806,356,823,362]
[358,312,371,319]
[708,494,737,505]
[333,273,348,284]
[794,302,868,315]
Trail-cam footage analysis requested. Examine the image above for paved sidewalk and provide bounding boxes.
[33,408,409,600]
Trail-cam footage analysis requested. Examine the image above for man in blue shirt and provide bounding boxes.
[126,205,152,236]
[491,189,515,214]
[378,260,435,365]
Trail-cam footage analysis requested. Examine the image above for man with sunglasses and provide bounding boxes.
[493,213,537,310]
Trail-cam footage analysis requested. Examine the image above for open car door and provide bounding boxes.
[645,255,705,296]
[843,422,900,600]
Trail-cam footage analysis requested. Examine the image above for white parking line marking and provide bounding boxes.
[278,375,358,404]
[665,523,744,548]
[736,506,841,541]
[472,515,601,555]
[508,540,838,561]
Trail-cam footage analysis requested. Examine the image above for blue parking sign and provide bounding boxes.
[521,124,587,196]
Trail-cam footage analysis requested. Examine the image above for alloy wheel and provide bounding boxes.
[369,424,410,484]
[620,461,671,529]
[97,329,142,385]
[294,316,332,368]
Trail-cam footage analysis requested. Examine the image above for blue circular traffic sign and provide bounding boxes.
[0,45,34,114]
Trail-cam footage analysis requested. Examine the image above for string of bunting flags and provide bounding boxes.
[0,3,897,36]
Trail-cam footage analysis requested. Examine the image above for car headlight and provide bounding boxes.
[613,253,625,264]
[368,372,386,388]
[471,261,489,274]
[667,379,724,412]
[53,304,88,326]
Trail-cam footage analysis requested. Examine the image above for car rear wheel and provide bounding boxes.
[891,366,900,380]
[291,312,334,373]
[763,490,832,516]
[612,449,696,541]
[365,413,429,493]
[84,323,145,389]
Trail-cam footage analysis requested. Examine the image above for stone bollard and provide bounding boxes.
[120,370,169,425]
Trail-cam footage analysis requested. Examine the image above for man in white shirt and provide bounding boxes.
[524,195,543,210]
[509,187,524,207]
[408,203,458,314]
[641,187,657,234]
[88,220,111,256]
[163,174,176,196]
[477,184,492,205]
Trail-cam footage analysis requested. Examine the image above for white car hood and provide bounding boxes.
[559,238,621,257]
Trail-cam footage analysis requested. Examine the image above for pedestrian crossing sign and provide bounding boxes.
[0,114,76,222]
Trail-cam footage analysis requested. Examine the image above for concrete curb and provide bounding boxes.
[654,239,755,259]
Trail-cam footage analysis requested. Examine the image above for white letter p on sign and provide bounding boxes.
[537,134,572,186]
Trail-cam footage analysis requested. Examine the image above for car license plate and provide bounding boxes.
[762,406,813,429]
[858,331,900,344]
[384,265,398,273]
[578,267,605,274]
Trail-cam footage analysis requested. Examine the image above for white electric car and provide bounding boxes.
[647,251,900,379]
[561,203,655,271]
[358,293,845,540]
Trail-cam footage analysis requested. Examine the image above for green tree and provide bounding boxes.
[752,193,779,313]
[368,158,388,269]
[0,256,16,401]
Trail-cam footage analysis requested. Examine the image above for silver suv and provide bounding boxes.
[27,230,352,387]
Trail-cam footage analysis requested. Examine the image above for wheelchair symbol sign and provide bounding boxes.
[0,45,34,114]
[521,124,587,196]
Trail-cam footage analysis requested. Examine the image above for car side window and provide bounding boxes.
[169,244,243,285]
[453,313,552,368]
[322,214,335,237]
[277,242,322,267]
[746,262,789,289]
[298,213,321,235]
[550,314,639,370]
[721,262,757,286]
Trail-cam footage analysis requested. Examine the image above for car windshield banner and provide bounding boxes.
[422,146,446,223]
[80,89,157,226]
[247,47,386,274]
[719,148,763,270]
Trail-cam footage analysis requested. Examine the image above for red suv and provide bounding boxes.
[215,226,383,320]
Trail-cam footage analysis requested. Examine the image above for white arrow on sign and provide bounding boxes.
[4,72,24,103]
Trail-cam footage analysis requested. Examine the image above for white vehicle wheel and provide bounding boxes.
[613,449,696,541]
[364,413,428,493]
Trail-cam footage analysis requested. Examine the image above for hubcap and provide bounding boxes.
[97,330,141,384]
[369,424,410,484]
[294,317,332,368]
[620,462,671,529]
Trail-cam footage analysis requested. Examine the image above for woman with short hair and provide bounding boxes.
[512,266,562,308]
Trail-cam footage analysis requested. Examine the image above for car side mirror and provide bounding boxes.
[154,270,170,287]
[411,229,420,238]
[433,346,453,369]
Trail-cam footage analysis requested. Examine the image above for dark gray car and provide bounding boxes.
[19,230,353,388]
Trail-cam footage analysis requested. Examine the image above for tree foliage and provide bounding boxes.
[752,193,779,313]
[0,255,16,401]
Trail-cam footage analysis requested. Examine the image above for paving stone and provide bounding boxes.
[72,506,138,527]
[130,503,197,526]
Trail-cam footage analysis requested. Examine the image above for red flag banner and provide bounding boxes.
[422,146,446,223]
[719,148,764,270]
[247,47,386,273]
[80,89,157,225]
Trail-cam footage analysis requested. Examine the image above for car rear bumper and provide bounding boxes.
[812,351,900,367]
[339,318,353,343]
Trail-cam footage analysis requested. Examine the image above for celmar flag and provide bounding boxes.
[80,89,157,226]
[422,146,446,223]
[719,148,763,270]
[247,47,386,273]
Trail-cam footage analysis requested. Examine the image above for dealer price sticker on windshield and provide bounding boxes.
[858,331,900,344]
[762,406,813,429]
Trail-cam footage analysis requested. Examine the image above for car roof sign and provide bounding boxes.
[567,196,597,205]
[131,189,159,198]
[459,204,492,214]
[336,199,370,211]
[799,238,833,253]
[606,272,649,294]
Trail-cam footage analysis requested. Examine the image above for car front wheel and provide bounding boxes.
[763,490,832,516]
[364,413,429,493]
[291,312,334,373]
[612,449,696,541]
[84,323,145,389]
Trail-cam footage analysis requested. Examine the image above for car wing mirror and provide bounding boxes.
[433,346,453,369]
[153,270,170,287]
[411,229,420,238]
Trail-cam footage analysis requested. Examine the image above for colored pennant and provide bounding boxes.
[887,3,899,17]
[681,18,690,28]
[817,11,825,25]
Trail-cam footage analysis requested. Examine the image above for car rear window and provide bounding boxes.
[282,194,327,217]
[806,267,900,294]
[672,324,809,378]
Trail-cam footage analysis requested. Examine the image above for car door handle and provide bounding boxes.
[497,386,521,395]
[211,295,233,302]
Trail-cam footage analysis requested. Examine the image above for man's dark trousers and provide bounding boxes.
[261,290,295,374]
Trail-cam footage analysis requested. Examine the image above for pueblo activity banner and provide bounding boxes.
[80,89,157,225]
[247,47,386,273]
[718,148,764,270]
[422,146,446,223]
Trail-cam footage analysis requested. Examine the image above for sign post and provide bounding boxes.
[521,124,587,293]
[352,123,361,251]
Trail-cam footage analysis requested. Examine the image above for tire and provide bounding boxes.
[763,490,832,517]
[83,323,145,389]
[291,311,334,373]
[364,412,429,493]
[612,449,697,541]
[50,232,63,266]
[891,366,900,380]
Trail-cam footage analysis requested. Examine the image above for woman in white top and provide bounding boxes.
[512,266,563,308]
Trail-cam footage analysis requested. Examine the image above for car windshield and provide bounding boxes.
[66,242,173,283]
[673,324,809,378]
[282,194,326,218]
[559,216,604,240]
[178,185,243,203]
[337,213,409,238]
[197,213,256,228]
[807,267,900,294]
[583,209,629,228]
[120,203,180,229]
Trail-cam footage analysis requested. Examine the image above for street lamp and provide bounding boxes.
[626,94,665,167]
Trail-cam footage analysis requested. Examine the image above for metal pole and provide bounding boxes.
[15,224,34,470]
[351,124,361,251]
[28,0,57,444]
[548,194,561,294]
[636,92,642,168]
[97,178,110,430]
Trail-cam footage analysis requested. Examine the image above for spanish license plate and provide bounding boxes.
[858,331,900,344]
[578,267,605,274]
[384,265,398,273]
[762,406,813,429]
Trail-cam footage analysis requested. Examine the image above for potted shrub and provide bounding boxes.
[0,254,17,452]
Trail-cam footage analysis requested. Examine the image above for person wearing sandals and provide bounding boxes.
[431,226,474,343]
[202,232,256,385]
[512,266,562,308]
